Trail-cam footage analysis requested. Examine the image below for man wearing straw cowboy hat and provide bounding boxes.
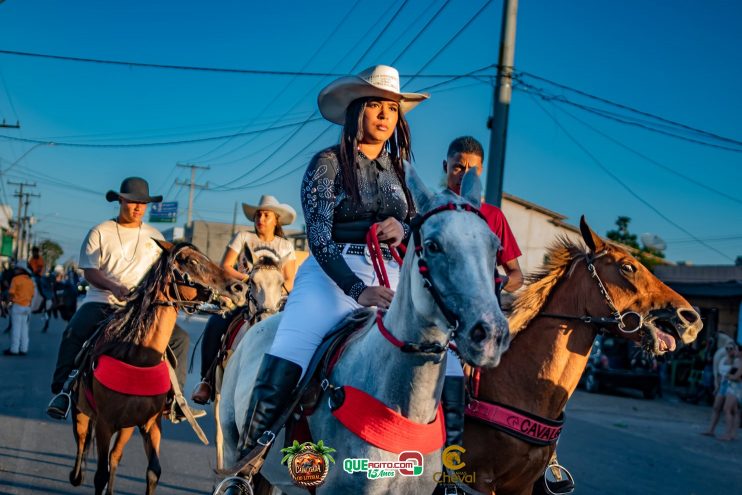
[191,194,297,405]
[46,177,204,422]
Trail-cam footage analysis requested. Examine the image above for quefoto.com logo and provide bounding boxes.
[343,451,424,479]
[434,445,476,484]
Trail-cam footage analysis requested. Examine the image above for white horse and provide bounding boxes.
[217,165,510,494]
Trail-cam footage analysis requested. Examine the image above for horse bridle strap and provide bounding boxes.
[376,310,448,357]
[536,253,643,334]
[411,202,487,329]
[152,243,224,314]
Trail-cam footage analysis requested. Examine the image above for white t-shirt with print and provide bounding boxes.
[79,220,165,306]
[228,231,295,274]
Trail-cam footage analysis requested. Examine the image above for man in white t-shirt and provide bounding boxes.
[47,178,200,421]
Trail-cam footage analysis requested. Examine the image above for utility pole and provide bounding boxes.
[8,181,36,261]
[484,0,519,207]
[231,201,238,237]
[175,163,209,228]
[21,191,40,260]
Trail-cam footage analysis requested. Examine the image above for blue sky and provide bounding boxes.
[0,0,739,266]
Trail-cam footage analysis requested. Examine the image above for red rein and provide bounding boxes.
[365,224,404,289]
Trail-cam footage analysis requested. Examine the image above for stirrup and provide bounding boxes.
[543,462,575,495]
[47,391,72,420]
[212,475,254,495]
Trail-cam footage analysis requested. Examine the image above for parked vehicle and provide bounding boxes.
[581,334,661,399]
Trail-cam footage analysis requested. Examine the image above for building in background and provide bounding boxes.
[169,220,308,265]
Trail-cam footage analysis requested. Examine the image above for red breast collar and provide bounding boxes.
[331,385,446,454]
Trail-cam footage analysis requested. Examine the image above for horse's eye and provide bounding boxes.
[424,239,442,254]
[620,263,636,274]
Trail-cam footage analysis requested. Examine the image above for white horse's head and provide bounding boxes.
[405,164,510,367]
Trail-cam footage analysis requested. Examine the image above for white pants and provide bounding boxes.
[10,304,31,354]
[269,252,464,378]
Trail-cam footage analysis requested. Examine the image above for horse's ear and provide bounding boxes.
[153,238,173,252]
[460,168,482,207]
[580,216,606,253]
[405,162,433,213]
[245,243,258,266]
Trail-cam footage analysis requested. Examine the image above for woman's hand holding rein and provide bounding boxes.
[358,286,394,310]
[375,217,405,247]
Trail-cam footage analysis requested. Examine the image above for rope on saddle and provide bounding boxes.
[365,223,403,289]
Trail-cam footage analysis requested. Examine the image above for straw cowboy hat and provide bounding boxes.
[106,177,163,203]
[318,65,429,125]
[242,195,296,226]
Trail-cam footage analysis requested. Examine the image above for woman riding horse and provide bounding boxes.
[191,195,297,405]
[234,64,455,460]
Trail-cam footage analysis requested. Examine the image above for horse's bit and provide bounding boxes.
[154,243,230,314]
[539,252,644,334]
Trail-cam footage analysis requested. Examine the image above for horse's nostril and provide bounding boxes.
[678,308,699,324]
[230,283,247,294]
[470,323,488,344]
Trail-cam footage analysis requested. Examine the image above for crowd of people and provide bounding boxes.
[1,248,79,356]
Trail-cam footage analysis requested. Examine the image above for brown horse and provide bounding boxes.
[462,218,702,495]
[69,241,246,495]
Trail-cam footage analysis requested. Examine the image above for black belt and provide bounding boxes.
[337,243,393,261]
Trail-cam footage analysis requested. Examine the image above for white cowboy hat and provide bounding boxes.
[318,65,429,125]
[242,195,297,226]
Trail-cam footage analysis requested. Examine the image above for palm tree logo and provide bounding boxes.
[281,440,336,487]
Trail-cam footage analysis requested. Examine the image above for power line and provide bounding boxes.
[390,0,451,65]
[189,0,364,163]
[546,102,742,206]
[529,94,734,262]
[516,70,742,147]
[516,80,742,153]
[0,117,323,148]
[406,0,495,88]
[209,0,413,190]
[0,48,484,79]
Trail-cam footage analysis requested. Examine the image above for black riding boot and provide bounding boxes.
[237,354,302,459]
[442,376,465,446]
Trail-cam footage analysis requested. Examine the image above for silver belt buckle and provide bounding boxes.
[363,245,373,265]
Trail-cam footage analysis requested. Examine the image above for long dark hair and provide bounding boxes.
[337,97,416,218]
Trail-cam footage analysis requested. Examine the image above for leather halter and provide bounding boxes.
[537,251,644,334]
[410,202,487,329]
[152,243,229,314]
[245,261,284,324]
[371,202,487,359]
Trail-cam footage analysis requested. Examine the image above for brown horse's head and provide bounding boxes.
[155,239,247,311]
[577,217,701,355]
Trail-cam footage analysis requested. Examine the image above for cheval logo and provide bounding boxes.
[343,451,424,479]
[434,445,476,484]
[281,440,335,488]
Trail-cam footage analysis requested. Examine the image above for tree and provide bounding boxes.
[606,216,665,270]
[38,239,64,270]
